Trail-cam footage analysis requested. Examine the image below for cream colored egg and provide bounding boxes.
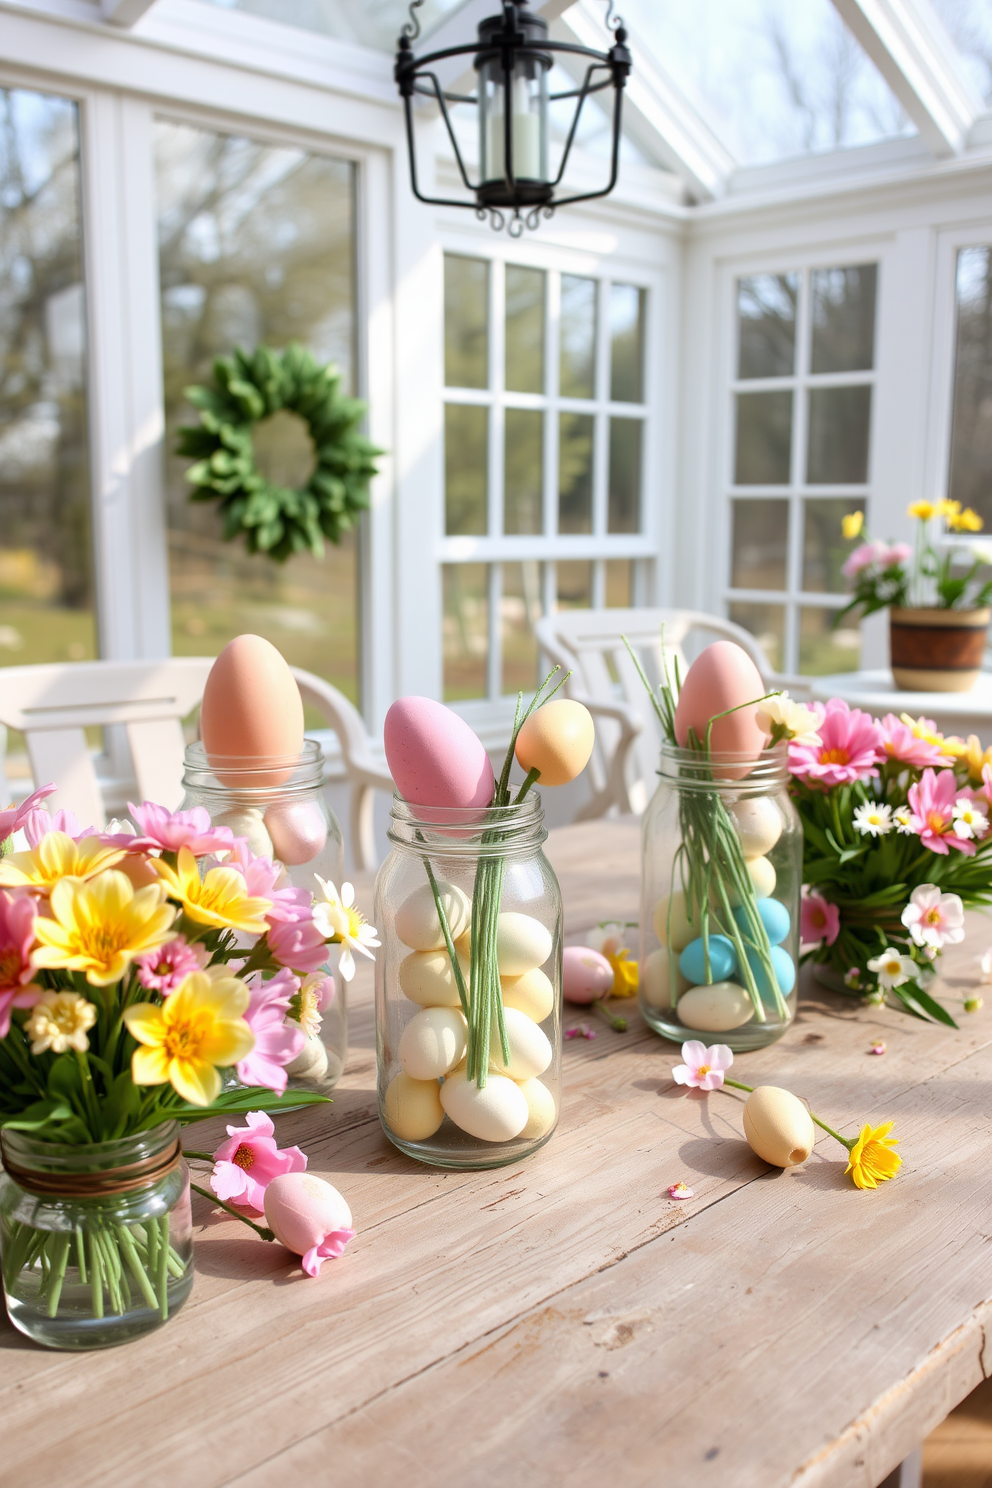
[730,796,782,860]
[398,1007,468,1080]
[454,928,472,962]
[641,948,691,1010]
[496,912,553,975]
[398,950,467,1008]
[394,881,471,951]
[501,966,555,1023]
[743,1086,815,1168]
[439,1070,529,1142]
[516,1078,557,1140]
[383,1072,444,1141]
[214,806,274,860]
[677,981,754,1032]
[285,1033,329,1082]
[651,889,699,953]
[724,855,777,906]
[488,1005,552,1080]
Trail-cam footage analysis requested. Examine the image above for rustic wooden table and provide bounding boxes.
[3,818,992,1488]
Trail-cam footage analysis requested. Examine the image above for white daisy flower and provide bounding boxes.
[892,806,915,834]
[853,802,893,837]
[756,694,821,744]
[867,946,916,990]
[312,877,381,982]
[952,799,988,840]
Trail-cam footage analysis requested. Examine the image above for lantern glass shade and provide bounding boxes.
[478,54,550,203]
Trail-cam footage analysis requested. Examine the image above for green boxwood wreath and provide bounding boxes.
[176,342,383,563]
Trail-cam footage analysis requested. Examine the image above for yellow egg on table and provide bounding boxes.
[397,1007,468,1080]
[501,966,555,1023]
[439,1070,529,1142]
[730,796,782,859]
[516,1078,557,1140]
[743,1086,815,1168]
[724,855,777,905]
[398,949,467,1008]
[383,1072,444,1141]
[677,981,754,1032]
[394,880,471,951]
[496,912,553,976]
[488,1006,552,1080]
[641,948,690,1010]
[651,889,699,952]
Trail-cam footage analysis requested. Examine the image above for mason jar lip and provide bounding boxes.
[0,1119,181,1174]
[387,790,547,855]
[658,740,789,787]
[389,791,544,824]
[182,738,325,794]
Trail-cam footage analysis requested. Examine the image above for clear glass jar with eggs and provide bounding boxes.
[375,793,562,1169]
[639,744,801,1052]
[180,740,348,1091]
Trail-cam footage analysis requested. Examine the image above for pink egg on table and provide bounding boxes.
[563,945,614,1005]
[263,1173,355,1277]
[673,642,767,771]
[263,800,328,865]
[384,696,494,811]
[200,635,304,787]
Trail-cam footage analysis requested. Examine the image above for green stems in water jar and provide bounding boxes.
[639,745,801,1052]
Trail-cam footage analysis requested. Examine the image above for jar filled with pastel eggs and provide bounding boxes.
[375,793,562,1169]
[639,743,802,1052]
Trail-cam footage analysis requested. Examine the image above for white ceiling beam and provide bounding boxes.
[831,0,985,156]
[422,0,573,54]
[102,0,159,23]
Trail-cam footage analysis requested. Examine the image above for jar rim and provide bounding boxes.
[387,790,547,856]
[182,738,325,796]
[0,1119,181,1176]
[659,740,789,787]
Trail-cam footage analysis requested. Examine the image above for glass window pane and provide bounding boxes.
[731,499,789,590]
[443,563,489,701]
[505,265,544,394]
[948,246,992,528]
[605,559,633,606]
[806,386,871,484]
[504,408,543,535]
[156,120,361,700]
[803,497,866,593]
[444,253,488,389]
[608,417,642,533]
[445,403,488,535]
[810,264,877,373]
[727,601,784,673]
[0,88,96,670]
[799,606,861,675]
[558,412,593,533]
[734,391,793,484]
[560,274,597,399]
[502,560,542,696]
[556,560,592,610]
[737,273,798,379]
[610,284,645,403]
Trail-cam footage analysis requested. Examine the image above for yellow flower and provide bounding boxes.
[908,500,936,521]
[123,970,253,1106]
[25,991,97,1055]
[32,871,177,986]
[957,734,992,784]
[756,693,821,743]
[938,499,960,519]
[608,948,639,997]
[153,847,273,934]
[841,511,864,539]
[949,506,983,533]
[845,1121,901,1190]
[0,832,126,894]
[898,714,960,761]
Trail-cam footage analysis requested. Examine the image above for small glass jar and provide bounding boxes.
[375,794,561,1169]
[640,745,802,1052]
[0,1122,193,1350]
[180,740,347,1091]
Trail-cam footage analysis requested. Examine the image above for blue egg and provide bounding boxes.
[744,944,796,999]
[733,897,791,947]
[680,934,737,986]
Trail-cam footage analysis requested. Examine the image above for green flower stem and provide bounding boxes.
[592,1000,627,1032]
[89,1230,104,1319]
[74,1224,87,1285]
[44,1234,71,1318]
[513,767,541,804]
[181,1149,215,1162]
[723,1078,855,1151]
[416,845,470,1019]
[189,1180,275,1241]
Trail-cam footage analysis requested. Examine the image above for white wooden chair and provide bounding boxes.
[534,608,798,819]
[0,657,393,870]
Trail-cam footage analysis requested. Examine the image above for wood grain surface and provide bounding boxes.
[2,818,991,1488]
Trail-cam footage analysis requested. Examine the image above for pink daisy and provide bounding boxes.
[907,768,975,855]
[0,891,41,1036]
[127,801,235,856]
[237,969,306,1094]
[800,892,840,947]
[877,714,950,770]
[0,783,57,847]
[788,699,882,788]
[134,936,208,994]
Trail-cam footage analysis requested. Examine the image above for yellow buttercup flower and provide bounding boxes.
[908,500,936,521]
[938,499,960,519]
[845,1121,901,1190]
[958,734,992,784]
[33,870,177,986]
[948,506,983,533]
[0,832,126,894]
[841,511,864,539]
[153,847,273,934]
[124,970,253,1106]
[898,714,960,761]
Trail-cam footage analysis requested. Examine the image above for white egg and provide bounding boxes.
[677,981,754,1032]
[454,928,472,961]
[651,889,700,953]
[724,855,777,905]
[285,1033,329,1081]
[730,797,782,860]
[501,967,555,1023]
[439,1070,529,1142]
[516,1078,557,1140]
[398,949,468,1007]
[397,1007,468,1080]
[394,880,471,951]
[383,1071,444,1141]
[214,806,274,860]
[488,1005,552,1080]
[743,1085,815,1168]
[641,947,691,1010]
[496,912,553,976]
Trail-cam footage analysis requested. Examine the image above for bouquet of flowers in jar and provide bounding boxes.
[835,501,992,621]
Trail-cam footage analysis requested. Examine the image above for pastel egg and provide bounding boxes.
[562,946,613,1005]
[501,967,555,1023]
[651,889,700,952]
[733,897,791,946]
[680,934,737,986]
[743,1086,815,1167]
[213,806,274,860]
[677,981,754,1032]
[725,856,777,904]
[200,635,305,785]
[731,797,782,859]
[285,1033,329,1082]
[497,912,553,975]
[383,1071,445,1141]
[263,1173,353,1261]
[489,1006,552,1080]
[395,880,471,951]
[672,642,767,764]
[384,696,494,810]
[398,949,467,1008]
[641,947,690,1010]
[744,945,796,998]
[514,699,595,787]
[263,800,328,865]
[439,1070,529,1142]
[398,1006,468,1080]
[454,928,472,962]
[516,1078,557,1140]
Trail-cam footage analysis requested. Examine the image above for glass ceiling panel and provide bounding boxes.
[197,0,475,51]
[930,0,992,107]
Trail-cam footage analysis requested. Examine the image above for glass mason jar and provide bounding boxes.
[639,745,802,1052]
[375,794,562,1170]
[0,1122,193,1350]
[180,740,348,1092]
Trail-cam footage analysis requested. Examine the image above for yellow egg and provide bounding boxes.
[439,1070,529,1142]
[677,981,754,1032]
[488,1006,552,1079]
[641,948,690,1010]
[383,1072,444,1141]
[516,1078,557,1140]
[496,912,553,975]
[514,699,595,787]
[394,880,471,951]
[397,1007,468,1080]
[398,949,467,1007]
[724,856,777,906]
[651,889,700,952]
[730,796,782,860]
[200,634,305,785]
[743,1086,815,1168]
[501,967,555,1023]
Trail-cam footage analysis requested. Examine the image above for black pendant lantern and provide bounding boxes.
[395,0,631,235]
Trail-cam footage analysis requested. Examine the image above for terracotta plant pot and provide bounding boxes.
[889,606,991,692]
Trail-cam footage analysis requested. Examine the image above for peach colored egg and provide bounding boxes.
[263,800,328,865]
[384,696,494,811]
[562,946,614,1005]
[673,642,767,764]
[515,700,595,787]
[263,1173,353,1257]
[200,635,304,786]
[501,967,555,1023]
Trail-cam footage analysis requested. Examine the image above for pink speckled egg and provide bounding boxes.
[673,642,767,767]
[384,696,494,810]
[200,635,304,786]
[562,945,614,1005]
[263,800,328,865]
[263,1173,354,1277]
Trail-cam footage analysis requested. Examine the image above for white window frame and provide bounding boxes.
[925,221,992,513]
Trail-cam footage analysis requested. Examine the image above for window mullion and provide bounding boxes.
[545,270,561,540]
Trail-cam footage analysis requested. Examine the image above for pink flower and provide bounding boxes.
[209,1111,307,1214]
[266,914,329,976]
[842,540,889,578]
[800,892,840,946]
[883,542,911,567]
[22,806,99,847]
[127,801,235,856]
[877,714,950,770]
[980,762,992,809]
[907,768,975,855]
[900,884,965,948]
[134,936,208,994]
[672,1039,733,1090]
[236,969,306,1093]
[788,699,882,788]
[228,838,312,924]
[0,783,57,846]
[668,1181,694,1199]
[0,891,41,1036]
